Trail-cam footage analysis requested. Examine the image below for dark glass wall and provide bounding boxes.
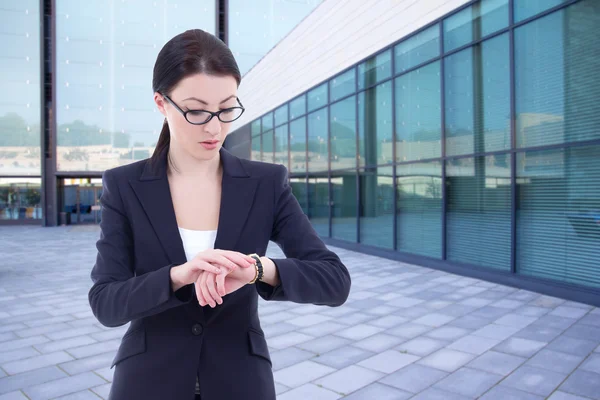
[232,0,600,294]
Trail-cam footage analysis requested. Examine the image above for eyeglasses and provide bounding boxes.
[161,93,245,125]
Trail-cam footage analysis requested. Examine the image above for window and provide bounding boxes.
[308,108,328,173]
[445,33,510,156]
[290,95,307,120]
[0,3,41,175]
[290,178,308,215]
[261,130,274,163]
[330,96,356,170]
[55,0,215,171]
[290,117,307,173]
[395,24,440,74]
[330,68,355,102]
[446,154,511,270]
[514,0,567,22]
[358,50,392,90]
[331,173,357,242]
[396,162,442,258]
[517,145,600,288]
[358,82,393,167]
[515,1,600,148]
[274,125,289,169]
[308,83,328,112]
[443,0,509,52]
[0,178,43,220]
[274,104,288,126]
[308,176,329,237]
[360,167,394,249]
[395,62,441,162]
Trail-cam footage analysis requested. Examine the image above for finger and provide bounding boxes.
[195,275,206,307]
[192,260,222,275]
[198,254,238,271]
[206,273,222,306]
[200,272,215,308]
[216,272,226,297]
[220,251,255,268]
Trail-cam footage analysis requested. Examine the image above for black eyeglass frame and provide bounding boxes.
[161,93,245,125]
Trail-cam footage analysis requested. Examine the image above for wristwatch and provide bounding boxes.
[247,253,264,284]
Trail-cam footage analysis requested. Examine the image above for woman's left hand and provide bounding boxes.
[194,260,258,308]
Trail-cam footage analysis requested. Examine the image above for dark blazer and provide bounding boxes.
[88,147,351,400]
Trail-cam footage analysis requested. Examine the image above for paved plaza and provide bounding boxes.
[1,226,600,399]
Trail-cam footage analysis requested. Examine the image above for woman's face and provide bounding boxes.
[155,73,239,160]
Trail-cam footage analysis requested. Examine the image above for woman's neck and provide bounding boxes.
[167,145,221,179]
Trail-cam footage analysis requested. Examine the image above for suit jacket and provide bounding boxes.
[88,147,351,400]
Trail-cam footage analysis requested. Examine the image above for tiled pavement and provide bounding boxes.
[1,226,600,400]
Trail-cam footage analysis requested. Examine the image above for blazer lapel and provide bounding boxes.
[129,151,187,267]
[128,148,258,266]
[214,148,258,252]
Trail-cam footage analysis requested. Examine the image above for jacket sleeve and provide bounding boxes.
[88,169,193,328]
[256,164,351,306]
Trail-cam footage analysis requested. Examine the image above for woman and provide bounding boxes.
[88,29,351,400]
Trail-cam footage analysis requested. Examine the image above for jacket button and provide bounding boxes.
[192,324,204,336]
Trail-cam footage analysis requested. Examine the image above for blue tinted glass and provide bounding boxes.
[0,1,42,175]
[56,0,216,171]
[330,69,355,102]
[358,50,392,90]
[395,24,440,74]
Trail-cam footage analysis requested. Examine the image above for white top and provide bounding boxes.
[178,227,218,261]
[177,227,217,395]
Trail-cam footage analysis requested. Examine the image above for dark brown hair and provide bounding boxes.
[150,29,241,165]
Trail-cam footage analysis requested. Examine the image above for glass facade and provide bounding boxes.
[228,0,323,76]
[55,0,216,172]
[0,178,43,221]
[239,0,600,294]
[0,1,42,176]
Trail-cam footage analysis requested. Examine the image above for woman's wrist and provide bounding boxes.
[259,257,280,287]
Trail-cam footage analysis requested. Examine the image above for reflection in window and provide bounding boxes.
[308,176,329,237]
[0,3,42,175]
[360,167,394,249]
[56,1,215,172]
[443,0,508,52]
[262,130,274,163]
[274,125,289,168]
[251,135,261,162]
[330,96,356,171]
[445,33,510,156]
[0,178,43,220]
[290,95,306,120]
[358,82,393,167]
[308,108,328,173]
[251,119,261,136]
[395,62,441,162]
[228,0,322,75]
[330,68,355,102]
[274,105,288,127]
[358,50,392,90]
[514,0,567,22]
[332,173,357,242]
[395,24,440,74]
[396,162,442,258]
[290,117,306,173]
[290,178,308,215]
[308,83,328,112]
[262,112,274,132]
[517,145,600,288]
[446,154,511,270]
[515,1,600,148]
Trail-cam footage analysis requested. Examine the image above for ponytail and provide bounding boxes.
[150,119,170,166]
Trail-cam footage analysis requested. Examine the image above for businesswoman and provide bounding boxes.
[88,29,351,400]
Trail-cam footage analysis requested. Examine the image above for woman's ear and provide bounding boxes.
[154,92,167,118]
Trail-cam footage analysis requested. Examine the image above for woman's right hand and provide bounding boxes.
[170,250,255,292]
